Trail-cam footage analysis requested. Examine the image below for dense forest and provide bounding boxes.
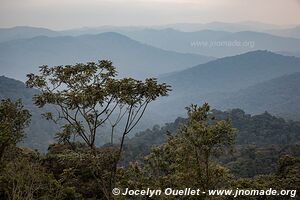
[124,109,300,178]
[0,61,299,199]
[1,0,300,198]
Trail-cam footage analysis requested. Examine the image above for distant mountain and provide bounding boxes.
[0,32,213,81]
[58,21,287,36]
[148,51,300,122]
[0,26,60,43]
[60,25,145,36]
[122,29,300,57]
[2,25,299,58]
[0,76,35,104]
[154,21,288,32]
[218,73,300,120]
[0,76,57,151]
[123,28,230,57]
[162,50,300,94]
[268,26,300,39]
[276,51,300,58]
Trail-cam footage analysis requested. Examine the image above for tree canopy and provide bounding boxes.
[26,60,170,150]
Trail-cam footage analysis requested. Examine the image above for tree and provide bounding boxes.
[0,99,31,162]
[26,60,170,198]
[119,103,236,199]
[231,155,300,199]
[182,103,236,189]
[153,104,235,189]
[276,155,300,193]
[0,147,81,200]
[26,61,169,150]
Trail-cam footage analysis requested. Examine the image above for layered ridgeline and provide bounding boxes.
[268,26,300,39]
[0,76,57,151]
[61,21,287,35]
[151,51,300,122]
[1,25,299,60]
[218,73,300,119]
[61,21,300,39]
[157,21,297,33]
[2,50,300,151]
[0,32,213,81]
[161,51,300,93]
[1,76,300,177]
[0,26,61,43]
[122,28,300,57]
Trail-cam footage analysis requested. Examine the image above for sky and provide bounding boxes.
[0,0,300,30]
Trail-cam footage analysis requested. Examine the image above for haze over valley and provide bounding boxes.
[1,22,300,150]
[1,1,300,199]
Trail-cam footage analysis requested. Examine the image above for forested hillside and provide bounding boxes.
[0,76,57,151]
[161,50,300,94]
[1,0,300,199]
[124,108,300,163]
[218,73,300,119]
[2,51,300,151]
[150,51,300,122]
[1,23,300,200]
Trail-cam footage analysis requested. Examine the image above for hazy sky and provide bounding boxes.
[0,0,299,30]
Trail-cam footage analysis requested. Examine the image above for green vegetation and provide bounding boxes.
[121,104,236,193]
[0,61,299,199]
[119,104,300,199]
[25,60,170,199]
[0,76,59,151]
[0,99,31,161]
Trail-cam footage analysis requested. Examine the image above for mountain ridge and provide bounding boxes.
[218,72,300,119]
[148,51,300,123]
[0,31,214,81]
[161,50,300,94]
[0,26,60,43]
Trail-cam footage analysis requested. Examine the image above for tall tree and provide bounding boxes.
[26,60,170,198]
[141,103,236,194]
[183,103,236,189]
[26,60,170,150]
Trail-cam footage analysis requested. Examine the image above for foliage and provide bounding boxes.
[212,109,300,145]
[124,108,300,174]
[0,99,31,161]
[222,144,300,178]
[26,60,170,151]
[0,98,299,199]
[230,155,300,199]
[45,143,119,199]
[118,103,236,199]
[24,60,170,199]
[0,76,64,152]
[0,57,299,199]
[121,118,186,165]
[0,147,81,200]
